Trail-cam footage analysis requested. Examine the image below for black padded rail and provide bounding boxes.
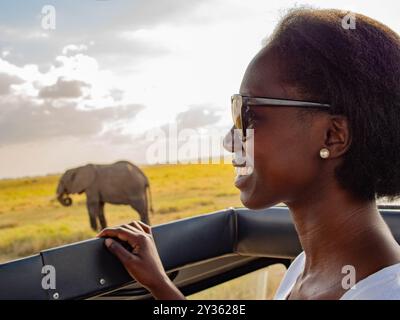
[235,207,301,258]
[153,208,236,271]
[0,254,47,300]
[1,206,399,300]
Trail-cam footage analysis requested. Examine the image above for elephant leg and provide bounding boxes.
[131,199,150,225]
[86,201,99,231]
[98,202,107,230]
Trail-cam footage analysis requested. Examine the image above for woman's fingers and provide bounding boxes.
[98,220,151,236]
[136,221,152,235]
[128,220,146,233]
[104,238,137,265]
[120,224,140,233]
[97,227,142,247]
[97,223,169,292]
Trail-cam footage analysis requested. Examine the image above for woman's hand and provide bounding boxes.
[97,221,185,300]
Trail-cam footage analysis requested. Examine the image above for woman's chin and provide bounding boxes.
[240,192,263,210]
[240,192,278,210]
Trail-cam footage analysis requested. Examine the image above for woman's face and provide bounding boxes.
[224,48,329,209]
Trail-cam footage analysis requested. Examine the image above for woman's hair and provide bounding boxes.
[267,8,400,201]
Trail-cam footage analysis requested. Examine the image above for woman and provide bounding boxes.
[98,8,400,299]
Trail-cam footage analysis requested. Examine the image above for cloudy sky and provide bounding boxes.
[1,0,400,178]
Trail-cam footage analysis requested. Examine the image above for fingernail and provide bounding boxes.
[105,238,113,247]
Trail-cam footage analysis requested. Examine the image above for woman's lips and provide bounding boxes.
[234,166,253,188]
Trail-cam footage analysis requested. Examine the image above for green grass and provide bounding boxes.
[0,163,285,299]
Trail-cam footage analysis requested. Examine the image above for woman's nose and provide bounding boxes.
[223,126,243,153]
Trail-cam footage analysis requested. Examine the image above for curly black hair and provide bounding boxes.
[265,8,400,201]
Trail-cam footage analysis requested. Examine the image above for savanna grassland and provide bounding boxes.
[0,163,285,299]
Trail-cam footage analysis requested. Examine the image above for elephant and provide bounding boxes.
[56,161,153,231]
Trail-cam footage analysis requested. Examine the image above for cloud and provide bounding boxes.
[0,0,243,178]
[0,49,146,150]
[0,96,145,146]
[100,0,213,30]
[109,88,124,102]
[38,77,90,99]
[0,72,24,95]
[62,44,88,56]
[98,127,136,145]
[0,0,213,69]
[176,105,221,129]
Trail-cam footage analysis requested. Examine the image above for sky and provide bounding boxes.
[1,0,400,178]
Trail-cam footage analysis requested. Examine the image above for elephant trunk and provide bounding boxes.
[56,182,73,206]
[57,193,73,206]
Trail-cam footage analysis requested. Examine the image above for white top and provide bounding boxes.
[274,251,400,300]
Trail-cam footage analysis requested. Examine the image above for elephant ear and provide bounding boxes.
[70,164,96,194]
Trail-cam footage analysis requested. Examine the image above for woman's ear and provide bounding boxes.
[324,115,352,158]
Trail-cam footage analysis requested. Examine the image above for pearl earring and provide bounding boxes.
[320,148,330,159]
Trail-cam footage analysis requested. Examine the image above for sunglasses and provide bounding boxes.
[231,94,331,139]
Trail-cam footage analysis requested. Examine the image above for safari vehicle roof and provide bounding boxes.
[1,205,400,300]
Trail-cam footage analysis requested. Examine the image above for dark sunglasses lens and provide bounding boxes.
[242,106,250,136]
[231,95,242,130]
